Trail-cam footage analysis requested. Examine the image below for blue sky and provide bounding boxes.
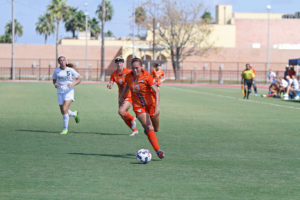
[0,0,299,44]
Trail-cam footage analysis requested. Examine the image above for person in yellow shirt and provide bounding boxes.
[241,63,255,99]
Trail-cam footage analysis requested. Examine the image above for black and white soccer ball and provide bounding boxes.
[136,149,152,164]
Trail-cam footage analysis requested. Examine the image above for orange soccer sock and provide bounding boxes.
[146,129,160,152]
[123,112,135,129]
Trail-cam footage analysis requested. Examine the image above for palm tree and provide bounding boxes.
[88,17,101,39]
[96,0,114,22]
[47,0,69,67]
[64,7,85,38]
[5,19,23,42]
[36,13,55,44]
[96,0,114,81]
[135,6,146,36]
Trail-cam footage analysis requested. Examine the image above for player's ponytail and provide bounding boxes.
[66,63,78,72]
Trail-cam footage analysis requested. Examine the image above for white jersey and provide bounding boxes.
[52,67,79,93]
[292,78,299,90]
[281,79,288,88]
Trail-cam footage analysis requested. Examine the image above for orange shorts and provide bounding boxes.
[133,105,156,117]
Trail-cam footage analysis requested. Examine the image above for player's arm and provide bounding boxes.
[119,84,129,105]
[241,72,245,84]
[151,84,160,117]
[68,76,81,88]
[161,73,165,83]
[53,79,60,88]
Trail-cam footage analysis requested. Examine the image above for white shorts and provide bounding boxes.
[57,89,75,105]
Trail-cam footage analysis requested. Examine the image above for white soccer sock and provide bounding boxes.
[68,110,76,117]
[63,114,69,130]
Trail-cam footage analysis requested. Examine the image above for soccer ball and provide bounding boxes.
[136,149,152,164]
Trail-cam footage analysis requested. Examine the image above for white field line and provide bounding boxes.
[168,86,300,111]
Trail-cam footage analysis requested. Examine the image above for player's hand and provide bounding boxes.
[55,84,60,88]
[154,106,160,117]
[67,83,73,88]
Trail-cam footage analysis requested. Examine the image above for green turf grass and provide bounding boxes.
[0,82,300,200]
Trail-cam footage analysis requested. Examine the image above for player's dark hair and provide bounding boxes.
[58,56,65,62]
[131,57,143,66]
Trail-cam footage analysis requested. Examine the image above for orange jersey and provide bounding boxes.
[110,68,131,98]
[125,70,156,108]
[152,69,165,86]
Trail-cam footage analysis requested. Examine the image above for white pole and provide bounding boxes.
[266,5,271,80]
[132,0,135,58]
[11,0,15,80]
[85,2,89,80]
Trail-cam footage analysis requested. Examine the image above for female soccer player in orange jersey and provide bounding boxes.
[107,56,139,136]
[152,63,165,89]
[119,57,165,159]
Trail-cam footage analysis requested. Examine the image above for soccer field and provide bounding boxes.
[0,82,300,200]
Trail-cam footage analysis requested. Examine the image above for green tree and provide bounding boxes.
[5,19,23,42]
[47,0,69,67]
[88,17,101,39]
[0,34,11,43]
[36,13,55,44]
[105,30,114,37]
[96,0,114,22]
[64,7,86,38]
[135,6,146,35]
[201,11,213,23]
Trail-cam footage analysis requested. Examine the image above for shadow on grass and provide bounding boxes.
[16,129,126,136]
[68,152,135,159]
[68,152,161,163]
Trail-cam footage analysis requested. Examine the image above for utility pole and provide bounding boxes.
[11,0,15,80]
[152,17,156,62]
[100,0,105,82]
[85,2,89,80]
[266,4,271,81]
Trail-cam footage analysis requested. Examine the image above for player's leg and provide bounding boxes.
[136,112,165,159]
[247,80,252,99]
[253,79,258,96]
[59,100,72,134]
[118,101,138,136]
[149,105,159,132]
[151,116,159,132]
[243,80,247,99]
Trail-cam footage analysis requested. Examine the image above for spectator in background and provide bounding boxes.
[279,76,288,96]
[261,80,281,98]
[284,65,290,80]
[267,68,277,84]
[289,66,296,78]
[284,75,299,100]
[249,65,258,96]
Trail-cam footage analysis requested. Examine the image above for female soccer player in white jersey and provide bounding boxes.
[52,56,81,134]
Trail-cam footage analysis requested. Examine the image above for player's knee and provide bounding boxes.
[118,109,126,117]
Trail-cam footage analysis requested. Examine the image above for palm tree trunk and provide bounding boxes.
[100,0,105,82]
[55,21,60,67]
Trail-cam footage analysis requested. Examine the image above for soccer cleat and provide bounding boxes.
[156,150,165,159]
[60,129,68,135]
[129,128,139,136]
[131,117,137,130]
[254,93,258,97]
[74,110,80,124]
